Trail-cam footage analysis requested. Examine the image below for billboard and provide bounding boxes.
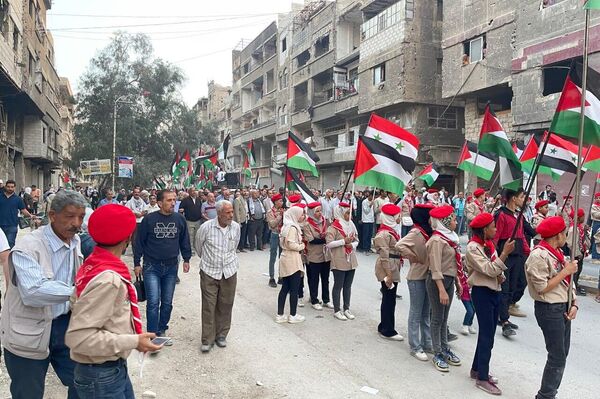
[80,159,111,176]
[118,156,134,178]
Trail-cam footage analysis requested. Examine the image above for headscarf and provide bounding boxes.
[307,204,326,237]
[24,187,32,195]
[410,207,433,237]
[307,204,322,222]
[333,205,357,236]
[378,209,401,241]
[280,206,304,240]
[432,214,459,244]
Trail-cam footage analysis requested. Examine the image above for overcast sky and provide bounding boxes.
[48,0,294,106]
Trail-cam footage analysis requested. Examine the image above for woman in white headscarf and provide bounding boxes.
[325,203,359,321]
[275,206,306,324]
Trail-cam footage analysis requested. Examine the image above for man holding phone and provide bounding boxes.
[66,204,161,399]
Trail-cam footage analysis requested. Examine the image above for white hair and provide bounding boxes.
[215,200,232,213]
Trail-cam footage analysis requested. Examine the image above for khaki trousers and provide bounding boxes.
[200,270,237,345]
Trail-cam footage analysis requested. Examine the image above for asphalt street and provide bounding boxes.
[1,244,599,398]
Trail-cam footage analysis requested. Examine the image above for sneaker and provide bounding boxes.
[275,314,288,323]
[334,311,348,321]
[380,333,404,341]
[508,304,527,318]
[323,302,334,309]
[469,326,478,334]
[343,309,355,320]
[470,370,499,384]
[461,325,470,336]
[298,299,305,308]
[502,324,516,338]
[288,314,306,324]
[268,278,277,288]
[497,320,519,329]
[200,343,214,353]
[443,348,461,366]
[475,380,502,396]
[163,338,173,347]
[277,278,282,285]
[432,354,450,372]
[576,287,587,296]
[312,303,323,311]
[215,337,227,348]
[411,350,429,361]
[448,332,458,342]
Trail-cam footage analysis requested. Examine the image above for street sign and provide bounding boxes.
[80,159,111,176]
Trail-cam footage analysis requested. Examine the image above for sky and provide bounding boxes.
[47,0,294,106]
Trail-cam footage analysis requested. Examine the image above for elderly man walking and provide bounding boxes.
[195,200,240,353]
[0,190,87,399]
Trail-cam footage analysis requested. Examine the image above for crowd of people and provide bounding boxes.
[0,179,598,398]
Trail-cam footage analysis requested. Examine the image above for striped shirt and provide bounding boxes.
[12,226,80,318]
[195,218,240,280]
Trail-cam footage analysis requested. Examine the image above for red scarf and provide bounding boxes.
[571,222,588,255]
[378,224,400,241]
[75,247,143,334]
[331,220,353,256]
[433,231,464,277]
[474,200,485,213]
[412,225,430,241]
[469,235,497,262]
[534,240,570,287]
[307,216,327,238]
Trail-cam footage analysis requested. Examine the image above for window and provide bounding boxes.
[406,0,414,20]
[296,50,310,68]
[428,106,457,129]
[437,58,443,75]
[1,14,8,40]
[281,37,287,52]
[42,125,47,143]
[361,2,402,40]
[373,63,385,85]
[543,61,571,96]
[314,34,330,58]
[243,63,249,74]
[436,0,443,21]
[463,35,486,64]
[12,21,19,52]
[280,68,288,89]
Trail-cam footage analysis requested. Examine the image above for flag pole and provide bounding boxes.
[587,173,599,226]
[569,7,591,308]
[341,168,354,198]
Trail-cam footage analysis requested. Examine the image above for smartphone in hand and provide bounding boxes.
[151,337,171,347]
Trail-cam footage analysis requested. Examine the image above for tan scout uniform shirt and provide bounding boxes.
[426,234,458,280]
[302,221,329,264]
[266,207,283,233]
[531,213,547,242]
[465,201,482,223]
[373,230,402,282]
[566,224,590,259]
[325,226,358,271]
[66,272,138,364]
[525,247,576,303]
[465,241,507,291]
[396,228,429,281]
[591,203,600,222]
[279,226,305,278]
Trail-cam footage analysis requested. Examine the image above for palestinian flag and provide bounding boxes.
[354,114,420,195]
[286,131,320,177]
[457,141,497,181]
[550,63,600,146]
[285,168,305,191]
[197,149,218,170]
[178,150,192,186]
[285,168,317,202]
[543,132,587,175]
[218,134,231,161]
[417,163,439,186]
[245,140,256,167]
[498,156,522,191]
[153,175,166,190]
[170,151,180,178]
[585,0,600,9]
[520,133,563,181]
[242,152,252,178]
[479,105,521,164]
[583,145,600,172]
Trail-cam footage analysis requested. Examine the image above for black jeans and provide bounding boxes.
[74,359,134,399]
[426,274,455,355]
[278,271,302,316]
[238,222,248,250]
[574,258,584,289]
[378,281,399,337]
[471,286,501,381]
[361,223,374,251]
[499,255,525,322]
[247,219,264,250]
[4,313,79,399]
[332,269,356,312]
[534,301,571,399]
[306,261,331,304]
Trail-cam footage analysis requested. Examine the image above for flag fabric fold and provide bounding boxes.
[286,168,317,203]
[286,132,320,177]
[457,141,497,181]
[218,134,231,161]
[520,134,563,181]
[417,163,439,186]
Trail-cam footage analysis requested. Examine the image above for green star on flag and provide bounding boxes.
[395,142,404,151]
[373,133,382,141]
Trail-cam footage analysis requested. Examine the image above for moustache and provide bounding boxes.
[68,227,81,234]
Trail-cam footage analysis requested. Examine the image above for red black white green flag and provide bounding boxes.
[285,168,317,202]
[417,163,439,186]
[354,114,420,195]
[286,131,320,177]
[457,141,496,181]
[520,133,563,181]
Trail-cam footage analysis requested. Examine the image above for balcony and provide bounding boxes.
[312,100,336,123]
[233,120,277,146]
[332,145,357,163]
[291,110,311,129]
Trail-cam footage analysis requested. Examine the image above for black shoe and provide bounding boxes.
[448,332,458,342]
[576,287,587,296]
[395,294,403,300]
[497,320,519,329]
[268,278,277,288]
[277,278,282,285]
[215,337,227,348]
[176,276,180,284]
[502,324,516,338]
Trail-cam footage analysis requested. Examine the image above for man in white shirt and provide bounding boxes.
[126,188,148,255]
[373,191,389,231]
[361,190,375,254]
[320,189,336,224]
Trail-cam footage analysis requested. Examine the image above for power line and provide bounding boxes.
[47,12,284,19]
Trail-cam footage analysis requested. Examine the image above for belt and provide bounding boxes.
[80,358,126,368]
[389,254,402,259]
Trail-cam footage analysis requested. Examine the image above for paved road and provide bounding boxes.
[1,245,599,398]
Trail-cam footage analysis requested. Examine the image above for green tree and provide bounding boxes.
[73,32,209,187]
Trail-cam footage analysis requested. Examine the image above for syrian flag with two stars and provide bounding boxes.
[457,141,497,181]
[550,63,600,146]
[542,132,587,175]
[286,131,320,177]
[354,114,419,196]
[417,163,439,187]
[520,133,564,181]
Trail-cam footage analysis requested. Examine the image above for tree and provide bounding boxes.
[73,32,210,187]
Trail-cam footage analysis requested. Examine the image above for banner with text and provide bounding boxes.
[118,156,134,178]
[80,159,111,176]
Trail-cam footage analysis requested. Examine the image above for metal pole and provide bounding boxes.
[586,173,599,226]
[112,100,117,193]
[569,9,590,308]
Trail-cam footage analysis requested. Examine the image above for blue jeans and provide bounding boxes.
[1,225,18,248]
[74,359,134,399]
[4,313,79,399]
[462,299,476,326]
[407,279,432,353]
[456,215,465,235]
[592,221,600,259]
[361,222,374,251]
[269,232,282,279]
[143,261,179,333]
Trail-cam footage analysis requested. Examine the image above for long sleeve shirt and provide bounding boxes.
[195,218,241,280]
[361,199,374,223]
[134,211,191,266]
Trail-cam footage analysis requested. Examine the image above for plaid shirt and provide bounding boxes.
[195,218,241,280]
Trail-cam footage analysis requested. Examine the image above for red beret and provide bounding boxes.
[569,208,584,219]
[88,204,136,246]
[595,192,600,199]
[536,216,566,238]
[470,213,494,229]
[473,188,485,197]
[307,201,321,209]
[429,205,454,219]
[415,203,435,209]
[381,203,401,216]
[293,203,306,209]
[535,200,549,210]
[288,194,301,203]
[563,195,572,200]
[271,193,282,202]
[427,188,439,194]
[338,202,351,208]
[467,195,473,202]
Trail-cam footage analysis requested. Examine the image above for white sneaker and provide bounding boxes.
[469,326,478,334]
[334,311,348,321]
[312,303,323,311]
[380,333,404,341]
[324,302,334,309]
[412,350,429,361]
[298,300,304,308]
[461,325,470,336]
[288,314,305,324]
[344,309,355,320]
[275,314,288,324]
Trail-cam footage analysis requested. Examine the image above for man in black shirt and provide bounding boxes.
[179,188,203,256]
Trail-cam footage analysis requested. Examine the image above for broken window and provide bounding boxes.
[281,37,287,52]
[243,63,249,75]
[428,106,457,129]
[314,34,330,58]
[463,35,486,64]
[296,50,310,68]
[373,63,386,85]
[543,61,571,96]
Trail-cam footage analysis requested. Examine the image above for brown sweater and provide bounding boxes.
[465,241,506,291]
[426,234,458,280]
[373,230,402,282]
[395,228,429,281]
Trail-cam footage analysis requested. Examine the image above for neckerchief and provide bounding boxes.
[75,247,142,334]
[474,200,484,213]
[271,207,283,233]
[332,220,353,256]
[377,224,400,241]
[571,222,588,254]
[433,231,464,276]
[534,240,570,287]
[469,235,497,262]
[307,215,327,238]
